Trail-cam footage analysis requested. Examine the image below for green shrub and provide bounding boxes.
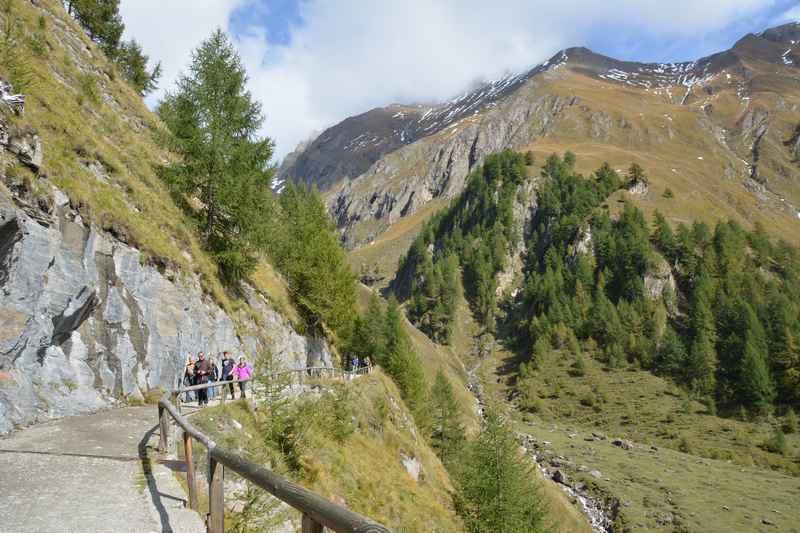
[738,406,749,422]
[519,389,544,413]
[680,396,692,415]
[697,395,715,415]
[28,33,48,58]
[764,428,787,455]
[78,73,100,104]
[530,337,550,370]
[524,150,535,166]
[784,408,798,434]
[678,435,693,453]
[324,384,355,443]
[569,355,587,377]
[603,342,625,369]
[662,188,674,199]
[579,392,596,407]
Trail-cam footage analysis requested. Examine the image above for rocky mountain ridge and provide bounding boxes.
[280,22,800,251]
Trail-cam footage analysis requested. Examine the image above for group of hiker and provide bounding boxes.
[349,356,372,373]
[182,351,253,405]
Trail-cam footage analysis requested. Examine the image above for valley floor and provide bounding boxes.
[475,342,800,532]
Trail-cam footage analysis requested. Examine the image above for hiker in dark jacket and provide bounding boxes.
[194,351,212,406]
[220,351,236,400]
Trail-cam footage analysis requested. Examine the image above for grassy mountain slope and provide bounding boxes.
[383,284,595,532]
[0,0,303,318]
[520,62,800,244]
[191,372,463,532]
[478,337,800,532]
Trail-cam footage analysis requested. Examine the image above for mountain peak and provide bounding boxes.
[760,21,800,44]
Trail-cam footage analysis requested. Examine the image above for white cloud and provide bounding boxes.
[120,0,776,159]
[777,5,800,22]
[119,0,243,106]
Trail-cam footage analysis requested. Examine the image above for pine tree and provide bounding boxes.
[66,0,161,94]
[116,39,162,95]
[627,162,647,185]
[766,290,800,403]
[68,0,124,57]
[349,294,387,361]
[687,274,717,395]
[524,151,535,166]
[655,326,687,378]
[454,408,546,533]
[384,297,428,422]
[159,29,274,283]
[270,184,357,339]
[739,336,775,416]
[652,211,676,260]
[429,370,466,467]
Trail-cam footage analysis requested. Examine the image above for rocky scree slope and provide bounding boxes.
[0,0,331,434]
[280,23,800,249]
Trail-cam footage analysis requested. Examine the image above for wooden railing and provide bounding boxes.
[157,368,388,533]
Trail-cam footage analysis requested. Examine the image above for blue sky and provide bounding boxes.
[586,0,799,63]
[122,0,800,159]
[230,0,302,47]
[230,0,799,63]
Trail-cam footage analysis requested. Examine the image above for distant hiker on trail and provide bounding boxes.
[183,355,196,403]
[195,351,212,406]
[232,356,252,399]
[352,356,360,372]
[221,351,236,400]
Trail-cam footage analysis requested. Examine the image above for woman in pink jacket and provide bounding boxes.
[232,357,253,398]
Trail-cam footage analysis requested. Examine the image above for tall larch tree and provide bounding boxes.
[159,29,274,283]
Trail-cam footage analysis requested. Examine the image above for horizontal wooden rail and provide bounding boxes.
[158,366,387,532]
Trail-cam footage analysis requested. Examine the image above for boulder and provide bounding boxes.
[7,128,43,171]
[401,453,421,482]
[0,79,24,115]
[552,469,568,485]
[611,438,634,450]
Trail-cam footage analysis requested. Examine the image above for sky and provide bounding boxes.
[120,0,800,161]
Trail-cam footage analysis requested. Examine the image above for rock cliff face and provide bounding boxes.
[0,111,332,433]
[0,180,332,433]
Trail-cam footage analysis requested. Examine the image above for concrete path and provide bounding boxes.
[0,406,205,533]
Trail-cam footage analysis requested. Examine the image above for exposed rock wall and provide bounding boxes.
[0,106,332,433]
[0,186,332,433]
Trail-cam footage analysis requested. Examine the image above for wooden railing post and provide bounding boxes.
[301,513,324,533]
[208,455,224,533]
[158,404,169,452]
[183,431,198,511]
